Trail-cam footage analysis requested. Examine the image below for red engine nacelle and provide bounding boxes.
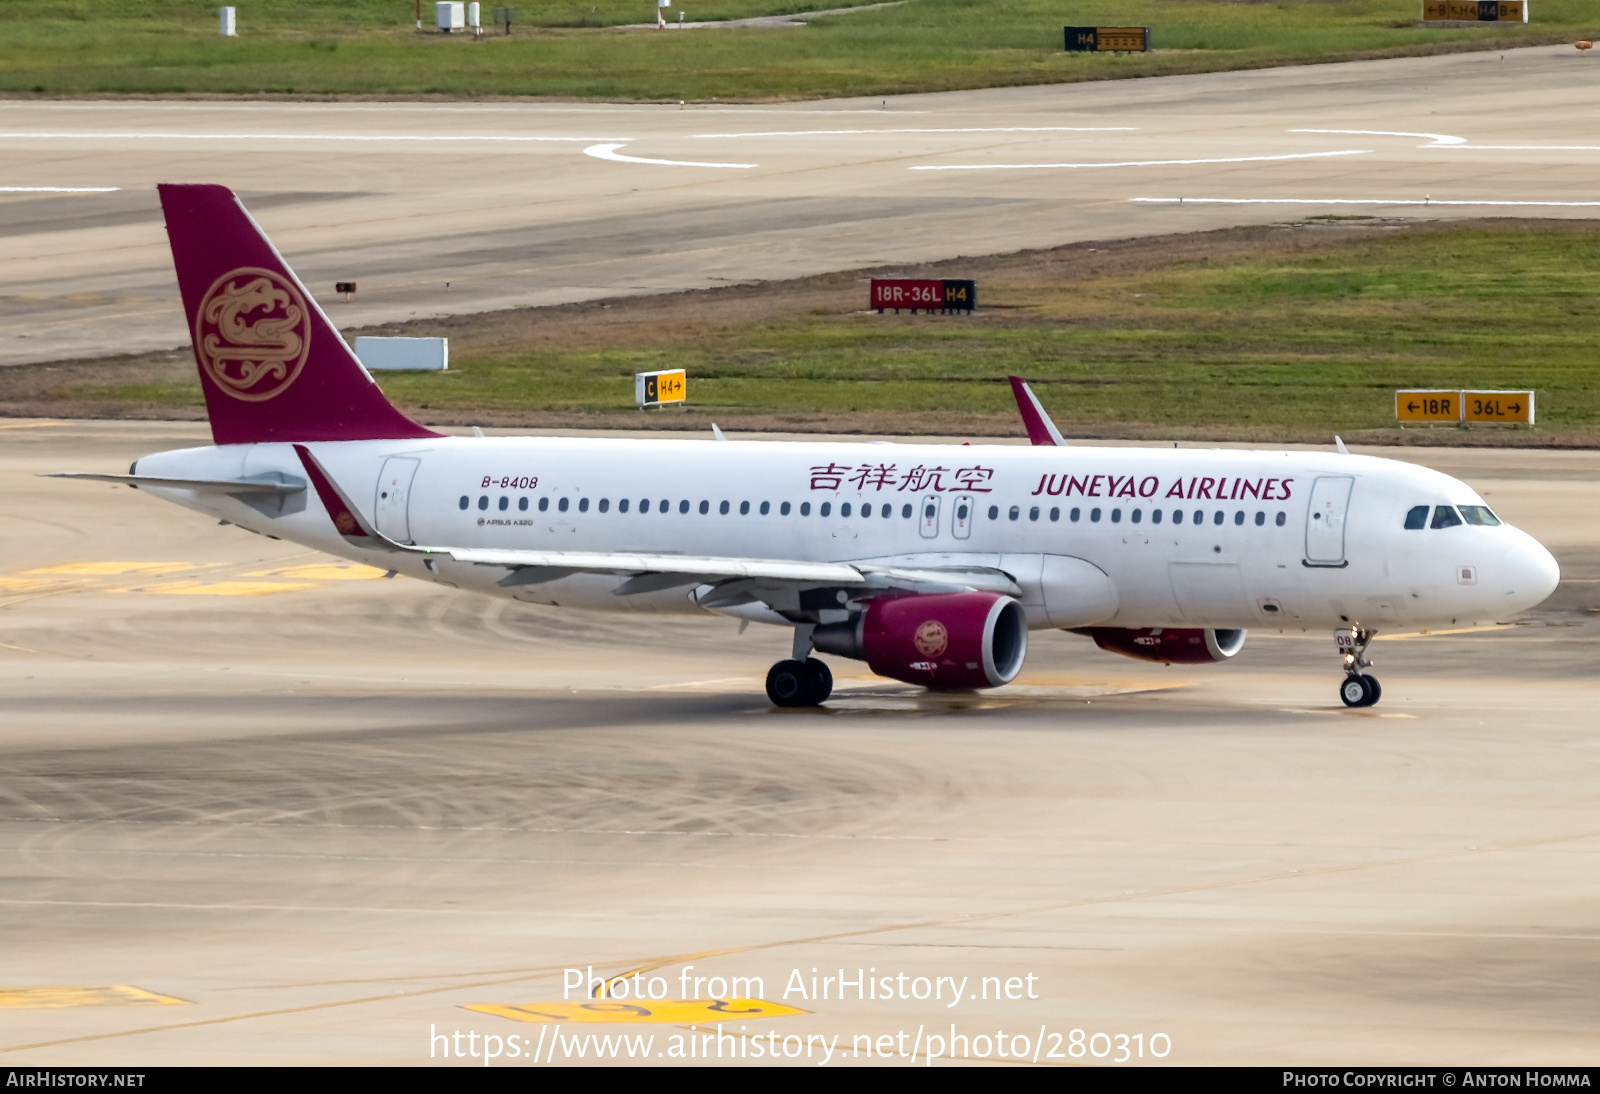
[813,592,1029,690]
[1086,627,1246,664]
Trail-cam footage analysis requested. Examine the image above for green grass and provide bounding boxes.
[1,0,1594,100]
[363,222,1599,440]
[24,221,1600,443]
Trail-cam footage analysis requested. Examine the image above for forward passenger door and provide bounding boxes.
[1305,476,1355,566]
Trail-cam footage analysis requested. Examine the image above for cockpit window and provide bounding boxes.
[1403,505,1429,530]
[1458,505,1501,527]
[1430,505,1463,530]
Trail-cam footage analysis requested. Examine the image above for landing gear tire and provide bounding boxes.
[806,658,833,704]
[767,659,817,708]
[1334,626,1381,708]
[1339,674,1380,708]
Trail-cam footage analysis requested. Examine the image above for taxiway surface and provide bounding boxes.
[4,44,1600,365]
[1,421,1597,1065]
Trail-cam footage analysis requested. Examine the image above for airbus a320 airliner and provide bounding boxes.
[54,185,1560,708]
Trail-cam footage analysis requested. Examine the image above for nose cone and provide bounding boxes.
[1502,535,1560,612]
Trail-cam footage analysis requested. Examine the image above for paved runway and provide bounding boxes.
[1,421,1596,1065]
[4,43,1600,366]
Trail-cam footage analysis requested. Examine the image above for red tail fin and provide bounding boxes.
[158,183,439,445]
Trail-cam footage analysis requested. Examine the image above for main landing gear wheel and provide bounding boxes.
[807,658,833,704]
[766,658,830,708]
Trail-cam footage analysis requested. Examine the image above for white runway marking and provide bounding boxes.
[911,149,1370,171]
[0,131,628,143]
[1431,145,1600,151]
[692,126,1136,138]
[582,142,755,169]
[0,186,118,193]
[1292,128,1465,146]
[1132,197,1600,207]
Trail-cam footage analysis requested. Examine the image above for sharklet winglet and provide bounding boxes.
[1007,376,1067,446]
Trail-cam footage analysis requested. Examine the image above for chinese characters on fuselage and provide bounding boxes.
[809,463,995,493]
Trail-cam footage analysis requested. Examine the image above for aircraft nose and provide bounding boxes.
[1502,535,1560,611]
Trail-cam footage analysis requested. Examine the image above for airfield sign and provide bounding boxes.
[1396,390,1461,423]
[1397,389,1534,426]
[1463,390,1534,424]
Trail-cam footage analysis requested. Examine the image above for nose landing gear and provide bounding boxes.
[1335,625,1381,707]
[765,657,833,708]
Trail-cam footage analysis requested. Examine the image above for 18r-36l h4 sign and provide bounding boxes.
[871,279,976,314]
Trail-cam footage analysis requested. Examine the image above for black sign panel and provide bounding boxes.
[1064,25,1150,52]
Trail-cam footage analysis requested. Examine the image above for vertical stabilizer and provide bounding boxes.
[158,183,440,445]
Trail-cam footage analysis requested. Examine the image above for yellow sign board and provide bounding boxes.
[1395,390,1461,423]
[636,369,686,407]
[464,998,806,1024]
[1463,389,1534,424]
[1423,0,1527,22]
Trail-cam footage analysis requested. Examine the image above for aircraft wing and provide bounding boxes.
[435,547,1020,598]
[289,443,1022,600]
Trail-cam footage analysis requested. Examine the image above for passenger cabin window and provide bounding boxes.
[478,496,488,510]
[760,501,771,515]
[499,497,509,511]
[1459,505,1501,526]
[781,502,792,516]
[579,498,590,513]
[1404,505,1429,530]
[599,499,609,513]
[558,497,569,512]
[902,504,912,519]
[801,502,811,516]
[619,498,630,513]
[539,497,550,512]
[1431,505,1463,530]
[519,497,529,511]
[699,500,710,515]
[820,502,832,517]
[1050,507,1060,522]
[988,505,999,520]
[458,495,468,510]
[1275,511,1286,527]
[840,503,851,518]
[720,501,730,515]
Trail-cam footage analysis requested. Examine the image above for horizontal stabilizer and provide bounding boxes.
[47,472,304,495]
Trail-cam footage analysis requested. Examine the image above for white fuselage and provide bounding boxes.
[131,437,1560,633]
